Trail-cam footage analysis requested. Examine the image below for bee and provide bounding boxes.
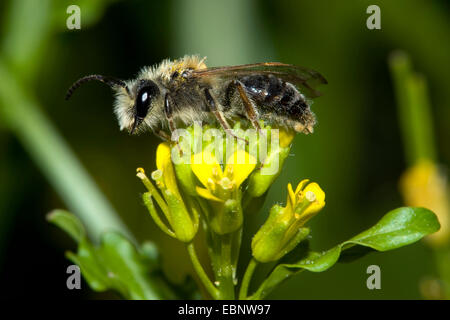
[66,55,327,140]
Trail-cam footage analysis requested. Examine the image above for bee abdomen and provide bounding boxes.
[240,74,309,119]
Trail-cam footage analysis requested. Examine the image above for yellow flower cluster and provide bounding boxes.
[136,123,325,265]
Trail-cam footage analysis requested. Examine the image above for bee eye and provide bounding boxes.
[135,81,159,119]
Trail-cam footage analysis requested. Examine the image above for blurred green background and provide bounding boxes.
[0,0,449,299]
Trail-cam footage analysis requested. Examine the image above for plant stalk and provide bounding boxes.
[215,233,236,299]
[239,258,258,300]
[186,242,220,299]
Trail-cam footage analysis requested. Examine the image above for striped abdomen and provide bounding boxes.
[240,74,309,120]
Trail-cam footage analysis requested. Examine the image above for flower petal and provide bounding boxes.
[294,179,309,196]
[287,183,295,211]
[225,150,256,187]
[191,152,223,188]
[195,187,224,202]
[303,182,325,215]
[156,143,180,196]
[279,127,296,148]
[156,142,171,171]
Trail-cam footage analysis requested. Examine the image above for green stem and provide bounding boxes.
[230,227,242,282]
[202,205,220,278]
[389,51,436,165]
[137,170,170,216]
[215,233,236,299]
[142,193,176,238]
[183,168,241,300]
[239,258,258,300]
[186,242,220,299]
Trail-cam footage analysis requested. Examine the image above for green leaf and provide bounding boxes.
[251,207,440,299]
[66,240,110,292]
[47,209,85,243]
[66,232,165,299]
[49,210,171,299]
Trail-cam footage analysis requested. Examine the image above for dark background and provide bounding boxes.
[0,0,449,299]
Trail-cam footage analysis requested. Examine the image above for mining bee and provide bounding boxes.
[66,55,327,140]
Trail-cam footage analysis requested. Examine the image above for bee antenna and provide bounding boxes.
[65,74,129,100]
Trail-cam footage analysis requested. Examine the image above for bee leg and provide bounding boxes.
[164,93,180,143]
[233,80,263,135]
[155,130,170,141]
[204,88,248,144]
[156,127,184,156]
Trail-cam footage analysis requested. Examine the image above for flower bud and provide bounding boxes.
[209,198,243,235]
[246,127,294,198]
[252,180,325,262]
[246,147,290,198]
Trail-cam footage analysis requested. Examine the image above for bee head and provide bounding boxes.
[130,79,160,134]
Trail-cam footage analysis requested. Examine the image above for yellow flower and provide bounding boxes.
[137,142,199,243]
[191,150,256,202]
[287,179,326,225]
[189,149,256,234]
[252,180,325,262]
[400,160,449,246]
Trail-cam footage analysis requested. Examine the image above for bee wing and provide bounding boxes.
[192,62,327,98]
